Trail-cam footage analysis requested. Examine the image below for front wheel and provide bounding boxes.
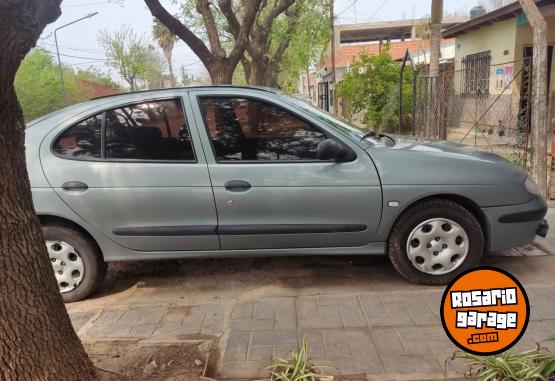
[42,224,106,303]
[387,199,484,285]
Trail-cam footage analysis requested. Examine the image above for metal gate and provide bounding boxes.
[412,58,532,169]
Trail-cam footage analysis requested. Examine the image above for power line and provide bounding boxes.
[41,48,114,61]
[337,0,359,17]
[40,41,106,57]
[368,0,388,20]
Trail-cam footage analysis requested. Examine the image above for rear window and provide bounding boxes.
[53,114,102,159]
[53,98,195,162]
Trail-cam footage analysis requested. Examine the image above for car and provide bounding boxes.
[26,86,548,302]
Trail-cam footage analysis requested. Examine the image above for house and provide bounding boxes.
[301,16,467,114]
[442,0,555,139]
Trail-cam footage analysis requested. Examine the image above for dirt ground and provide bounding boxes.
[88,340,210,381]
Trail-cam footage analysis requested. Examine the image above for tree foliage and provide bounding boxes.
[145,0,261,84]
[275,0,331,92]
[335,46,414,133]
[99,25,161,91]
[144,0,330,87]
[15,48,119,121]
[152,18,177,86]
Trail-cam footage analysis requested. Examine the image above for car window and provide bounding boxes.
[199,97,327,161]
[54,114,102,159]
[105,99,194,161]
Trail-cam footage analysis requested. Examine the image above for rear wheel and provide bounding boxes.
[387,199,484,285]
[42,224,106,302]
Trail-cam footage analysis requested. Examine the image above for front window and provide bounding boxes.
[199,97,327,161]
[279,93,370,142]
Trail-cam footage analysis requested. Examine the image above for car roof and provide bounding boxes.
[90,85,280,101]
[26,85,282,128]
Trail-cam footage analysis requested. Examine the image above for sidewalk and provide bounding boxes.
[68,205,555,380]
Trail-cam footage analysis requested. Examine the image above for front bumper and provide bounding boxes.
[537,219,549,238]
[482,196,548,251]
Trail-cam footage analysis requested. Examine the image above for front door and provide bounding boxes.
[41,95,219,252]
[189,90,382,250]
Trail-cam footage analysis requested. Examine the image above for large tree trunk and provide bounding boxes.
[209,62,235,84]
[0,2,95,380]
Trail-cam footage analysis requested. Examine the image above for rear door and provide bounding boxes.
[41,93,219,252]
[188,89,382,250]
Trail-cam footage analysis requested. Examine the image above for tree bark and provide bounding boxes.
[0,2,96,380]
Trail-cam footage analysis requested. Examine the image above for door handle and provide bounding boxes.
[62,181,89,191]
[224,180,251,192]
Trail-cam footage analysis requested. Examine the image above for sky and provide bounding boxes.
[40,0,483,85]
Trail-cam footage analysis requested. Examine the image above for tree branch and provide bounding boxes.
[144,0,213,66]
[218,0,240,39]
[263,0,295,30]
[272,6,300,63]
[227,0,262,65]
[196,0,224,57]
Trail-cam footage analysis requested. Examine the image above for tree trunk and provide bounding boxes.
[209,63,234,84]
[167,54,176,87]
[0,2,95,380]
[163,49,176,88]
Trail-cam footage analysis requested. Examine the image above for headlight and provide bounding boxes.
[524,176,542,196]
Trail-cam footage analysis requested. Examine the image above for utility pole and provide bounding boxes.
[429,0,443,77]
[330,0,338,114]
[429,0,444,139]
[54,12,99,105]
[519,0,548,198]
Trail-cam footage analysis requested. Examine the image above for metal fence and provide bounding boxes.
[411,58,532,169]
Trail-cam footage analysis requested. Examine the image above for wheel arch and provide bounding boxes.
[394,194,491,251]
[38,214,105,260]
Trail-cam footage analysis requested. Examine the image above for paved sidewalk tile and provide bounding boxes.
[84,303,224,338]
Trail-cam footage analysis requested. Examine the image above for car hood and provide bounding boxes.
[388,135,513,164]
[366,135,528,187]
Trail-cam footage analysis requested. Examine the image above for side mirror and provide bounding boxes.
[317,139,351,162]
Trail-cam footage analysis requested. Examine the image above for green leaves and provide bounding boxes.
[15,48,119,122]
[98,25,165,90]
[451,339,555,381]
[335,45,414,133]
[268,339,323,381]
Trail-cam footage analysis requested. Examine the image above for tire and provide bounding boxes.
[387,199,484,285]
[42,223,107,303]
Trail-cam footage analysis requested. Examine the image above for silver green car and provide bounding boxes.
[26,86,548,302]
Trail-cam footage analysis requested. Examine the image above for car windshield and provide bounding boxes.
[279,93,378,143]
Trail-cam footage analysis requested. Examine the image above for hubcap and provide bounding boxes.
[406,218,469,275]
[46,240,85,293]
